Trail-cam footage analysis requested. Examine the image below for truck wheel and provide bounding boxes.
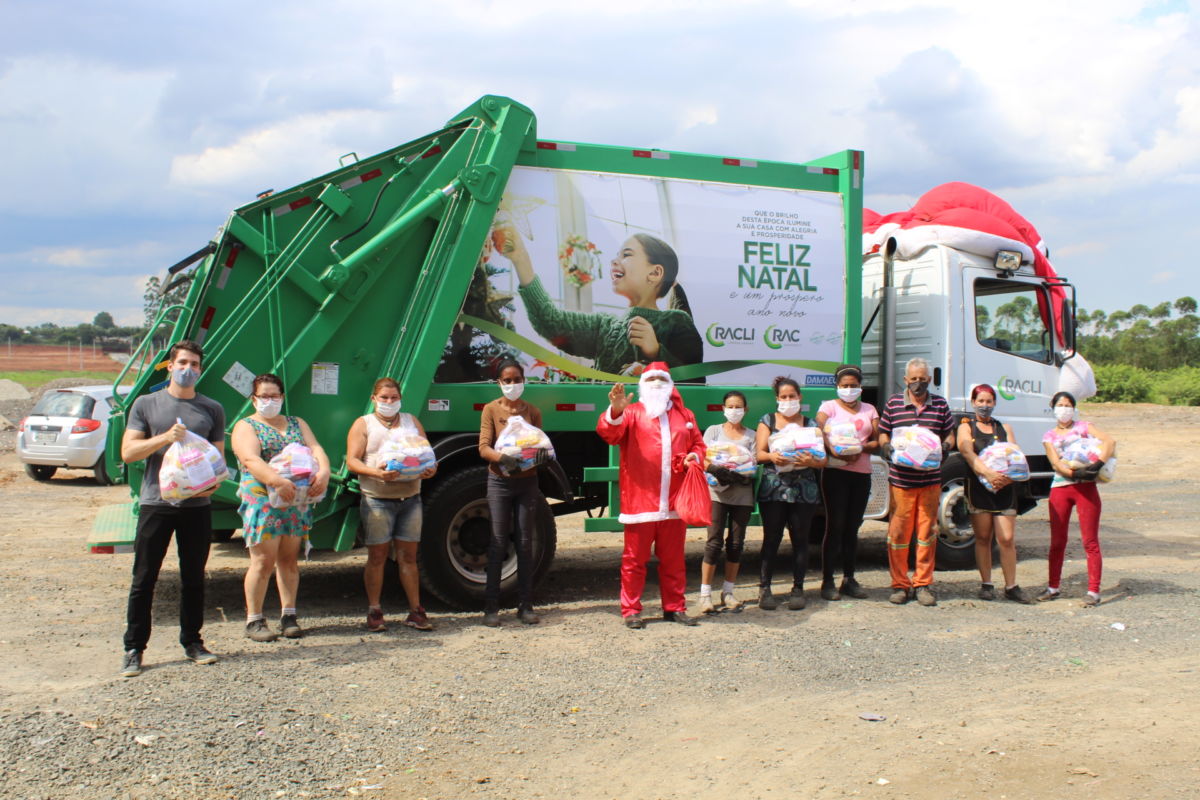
[420,465,557,609]
[93,456,113,486]
[25,464,56,482]
[934,478,997,570]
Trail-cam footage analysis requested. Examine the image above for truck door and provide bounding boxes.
[962,269,1058,451]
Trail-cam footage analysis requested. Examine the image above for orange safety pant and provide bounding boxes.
[887,484,940,589]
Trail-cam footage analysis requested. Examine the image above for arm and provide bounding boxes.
[959,421,1007,489]
[756,420,790,466]
[1085,422,1116,461]
[121,425,183,464]
[232,420,296,502]
[596,384,633,445]
[644,313,704,367]
[1043,438,1074,480]
[794,419,826,468]
[518,277,606,360]
[297,418,332,495]
[346,417,398,482]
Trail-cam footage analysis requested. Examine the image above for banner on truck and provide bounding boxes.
[435,167,847,386]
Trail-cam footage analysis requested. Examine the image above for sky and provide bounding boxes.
[0,0,1196,329]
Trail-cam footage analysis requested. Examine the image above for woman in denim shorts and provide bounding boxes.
[347,378,437,632]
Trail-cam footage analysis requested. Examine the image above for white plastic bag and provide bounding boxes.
[375,417,436,479]
[1062,436,1117,483]
[825,420,862,457]
[768,423,825,472]
[890,425,942,471]
[159,420,229,504]
[267,443,325,508]
[977,441,1030,491]
[705,441,756,487]
[494,415,555,475]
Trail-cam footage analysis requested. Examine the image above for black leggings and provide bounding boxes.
[485,473,542,611]
[758,501,817,591]
[820,469,872,582]
[703,501,752,566]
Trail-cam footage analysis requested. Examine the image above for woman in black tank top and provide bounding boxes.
[956,385,1033,604]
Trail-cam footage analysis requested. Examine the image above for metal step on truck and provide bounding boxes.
[90,94,1087,602]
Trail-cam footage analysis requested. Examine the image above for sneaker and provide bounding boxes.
[1004,586,1034,605]
[404,607,434,631]
[787,589,807,610]
[366,608,386,632]
[888,588,911,605]
[624,614,645,630]
[915,586,937,607]
[698,595,717,615]
[758,587,779,610]
[820,581,840,601]
[663,610,699,626]
[245,618,279,642]
[184,643,219,665]
[482,610,501,628]
[279,614,303,638]
[1082,592,1101,608]
[517,607,541,625]
[721,591,743,612]
[1035,588,1061,603]
[978,584,997,601]
[120,649,142,678]
[840,578,868,599]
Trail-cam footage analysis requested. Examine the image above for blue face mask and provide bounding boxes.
[172,367,199,388]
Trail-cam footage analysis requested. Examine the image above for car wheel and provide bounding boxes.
[420,465,557,609]
[93,456,113,486]
[25,464,57,482]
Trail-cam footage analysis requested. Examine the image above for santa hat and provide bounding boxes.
[638,362,672,383]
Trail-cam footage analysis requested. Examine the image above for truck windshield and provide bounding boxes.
[973,279,1052,364]
[30,391,95,419]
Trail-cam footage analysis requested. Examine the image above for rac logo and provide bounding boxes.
[763,325,805,350]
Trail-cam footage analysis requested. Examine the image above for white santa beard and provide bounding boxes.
[640,384,672,418]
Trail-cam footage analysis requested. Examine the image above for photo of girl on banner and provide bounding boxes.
[497,229,703,378]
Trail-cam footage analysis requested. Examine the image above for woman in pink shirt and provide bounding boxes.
[815,365,879,601]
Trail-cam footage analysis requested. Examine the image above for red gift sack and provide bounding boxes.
[675,461,713,527]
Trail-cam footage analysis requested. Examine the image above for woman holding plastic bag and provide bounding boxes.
[231,374,330,642]
[697,391,756,614]
[1040,391,1116,607]
[754,376,826,610]
[814,364,879,601]
[347,378,438,633]
[478,360,553,627]
[956,385,1032,604]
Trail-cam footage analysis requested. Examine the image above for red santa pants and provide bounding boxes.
[621,519,687,617]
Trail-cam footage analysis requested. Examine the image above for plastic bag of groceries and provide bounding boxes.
[494,415,555,475]
[768,423,826,472]
[705,441,756,487]
[825,420,863,457]
[267,442,325,508]
[159,420,229,505]
[977,441,1030,491]
[1062,436,1117,483]
[890,425,942,471]
[375,418,437,479]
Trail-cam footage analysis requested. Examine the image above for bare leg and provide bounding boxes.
[994,515,1018,587]
[700,561,718,588]
[395,540,422,610]
[364,542,391,607]
[274,535,303,610]
[972,513,995,586]
[245,537,280,617]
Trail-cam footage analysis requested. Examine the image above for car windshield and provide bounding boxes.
[30,392,95,419]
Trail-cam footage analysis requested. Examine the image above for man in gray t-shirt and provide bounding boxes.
[118,340,226,678]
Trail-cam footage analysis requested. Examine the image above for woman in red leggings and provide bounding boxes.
[1040,391,1116,607]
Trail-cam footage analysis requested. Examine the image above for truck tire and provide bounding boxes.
[25,464,56,482]
[934,477,998,571]
[420,465,557,609]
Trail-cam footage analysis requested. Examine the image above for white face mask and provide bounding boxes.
[777,399,800,417]
[500,382,525,401]
[837,387,862,403]
[254,398,282,419]
[375,399,401,417]
[723,407,745,424]
[1053,406,1075,423]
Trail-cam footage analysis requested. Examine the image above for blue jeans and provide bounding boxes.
[485,473,542,611]
[360,494,423,545]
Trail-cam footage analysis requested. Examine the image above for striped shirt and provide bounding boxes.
[879,392,955,488]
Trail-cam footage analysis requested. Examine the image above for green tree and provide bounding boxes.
[1175,296,1197,315]
[93,311,115,329]
[1149,302,1171,320]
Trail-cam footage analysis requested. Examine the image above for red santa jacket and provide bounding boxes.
[595,392,706,524]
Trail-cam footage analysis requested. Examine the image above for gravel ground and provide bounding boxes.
[0,403,1197,799]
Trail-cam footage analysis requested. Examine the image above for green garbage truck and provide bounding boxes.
[93,94,1080,603]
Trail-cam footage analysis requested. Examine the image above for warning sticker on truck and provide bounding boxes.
[311,363,339,396]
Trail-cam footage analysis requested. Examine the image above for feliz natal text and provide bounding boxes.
[737,241,818,291]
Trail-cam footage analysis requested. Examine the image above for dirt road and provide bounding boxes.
[0,403,1197,799]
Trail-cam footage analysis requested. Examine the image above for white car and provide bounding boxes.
[17,385,131,485]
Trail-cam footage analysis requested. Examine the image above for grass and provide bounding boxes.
[0,370,131,390]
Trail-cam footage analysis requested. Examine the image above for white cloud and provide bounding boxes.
[1151,271,1177,284]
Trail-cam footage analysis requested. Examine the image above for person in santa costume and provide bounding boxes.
[596,362,706,629]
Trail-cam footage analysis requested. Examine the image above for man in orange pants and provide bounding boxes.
[877,358,956,606]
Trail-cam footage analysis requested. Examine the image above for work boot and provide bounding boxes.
[787,588,807,610]
[820,580,840,601]
[915,586,937,607]
[517,607,541,625]
[663,610,699,626]
[889,588,911,605]
[978,584,997,601]
[245,618,279,642]
[482,609,501,628]
[721,591,743,612]
[698,595,717,615]
[1004,586,1033,605]
[758,587,779,610]
[840,577,868,599]
[279,614,303,638]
